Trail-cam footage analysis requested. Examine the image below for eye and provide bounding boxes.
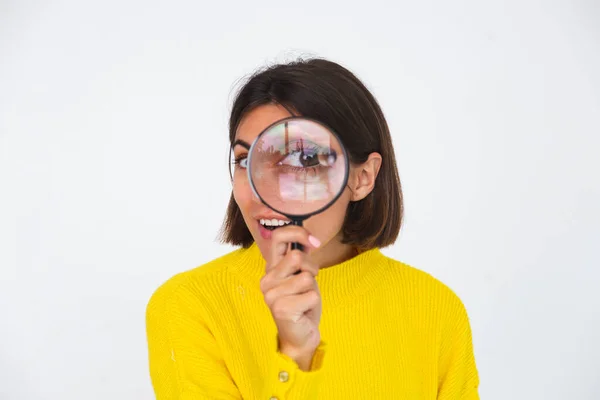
[278,148,336,168]
[232,155,248,169]
[281,150,316,167]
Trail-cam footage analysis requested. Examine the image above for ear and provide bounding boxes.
[348,152,382,202]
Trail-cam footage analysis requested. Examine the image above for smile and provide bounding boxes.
[259,219,291,231]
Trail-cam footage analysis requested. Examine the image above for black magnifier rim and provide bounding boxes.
[246,116,350,221]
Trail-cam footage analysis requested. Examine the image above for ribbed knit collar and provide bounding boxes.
[232,243,388,307]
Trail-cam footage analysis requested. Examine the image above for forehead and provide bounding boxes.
[235,104,294,145]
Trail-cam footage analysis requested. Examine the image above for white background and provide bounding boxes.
[1,0,599,399]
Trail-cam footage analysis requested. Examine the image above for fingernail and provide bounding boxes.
[308,235,321,248]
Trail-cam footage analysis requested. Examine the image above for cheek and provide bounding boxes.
[304,192,351,241]
[232,176,252,211]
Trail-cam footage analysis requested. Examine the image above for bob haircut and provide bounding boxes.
[220,58,403,251]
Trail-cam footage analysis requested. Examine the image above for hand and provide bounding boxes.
[259,226,322,370]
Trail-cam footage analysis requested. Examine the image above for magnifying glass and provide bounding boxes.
[247,116,349,252]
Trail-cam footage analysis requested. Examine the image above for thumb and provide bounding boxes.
[266,241,289,272]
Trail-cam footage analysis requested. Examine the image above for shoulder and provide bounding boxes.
[146,247,248,317]
[381,253,469,316]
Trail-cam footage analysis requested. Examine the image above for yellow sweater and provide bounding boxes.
[146,244,479,399]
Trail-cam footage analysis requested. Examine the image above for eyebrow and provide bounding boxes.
[232,139,251,150]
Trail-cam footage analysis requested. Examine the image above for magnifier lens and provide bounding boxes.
[248,118,348,219]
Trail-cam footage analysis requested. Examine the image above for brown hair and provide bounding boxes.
[220,58,403,250]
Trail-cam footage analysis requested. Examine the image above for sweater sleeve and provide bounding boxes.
[262,339,327,399]
[146,275,327,400]
[146,277,243,400]
[437,294,480,400]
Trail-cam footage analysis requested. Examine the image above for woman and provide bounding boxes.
[146,58,479,399]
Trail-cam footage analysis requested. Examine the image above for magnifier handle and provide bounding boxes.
[291,242,303,275]
[290,219,305,252]
[290,219,304,275]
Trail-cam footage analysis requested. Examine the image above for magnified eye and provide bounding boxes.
[299,150,319,167]
[281,150,317,168]
[278,146,337,169]
[246,117,348,216]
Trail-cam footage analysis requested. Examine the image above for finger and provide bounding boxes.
[276,250,319,278]
[271,290,321,323]
[260,252,319,293]
[268,226,321,272]
[263,271,315,307]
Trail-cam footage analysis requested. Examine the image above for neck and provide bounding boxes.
[310,238,357,269]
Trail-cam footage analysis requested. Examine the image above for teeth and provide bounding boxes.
[260,218,291,226]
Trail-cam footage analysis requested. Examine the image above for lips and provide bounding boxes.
[256,216,291,239]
